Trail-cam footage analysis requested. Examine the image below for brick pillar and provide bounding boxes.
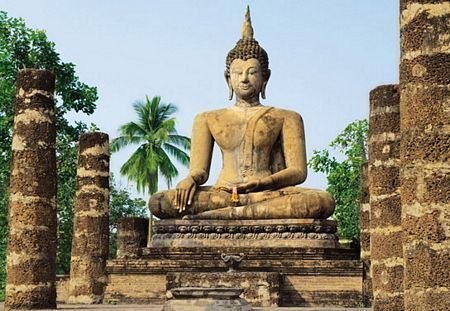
[360,162,372,307]
[5,69,57,309]
[368,85,403,310]
[117,217,149,259]
[400,1,450,310]
[68,132,110,304]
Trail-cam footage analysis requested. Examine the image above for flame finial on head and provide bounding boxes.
[241,6,254,39]
[226,5,270,90]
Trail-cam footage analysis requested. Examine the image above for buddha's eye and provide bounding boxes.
[247,67,259,75]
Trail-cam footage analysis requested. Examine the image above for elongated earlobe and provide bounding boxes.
[261,81,268,99]
[261,70,271,99]
[224,70,233,100]
[229,89,234,100]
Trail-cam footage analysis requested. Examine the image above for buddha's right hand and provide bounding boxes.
[174,175,197,213]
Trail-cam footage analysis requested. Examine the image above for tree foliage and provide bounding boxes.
[111,95,191,195]
[0,11,98,298]
[309,119,368,241]
[0,12,159,302]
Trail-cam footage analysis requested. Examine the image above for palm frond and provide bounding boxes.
[147,170,158,195]
[111,136,132,152]
[153,119,176,142]
[149,96,161,129]
[156,103,178,124]
[163,143,190,167]
[118,121,147,139]
[131,101,150,132]
[156,147,179,189]
[149,96,178,126]
[119,145,148,193]
[168,134,191,151]
[144,144,159,173]
[114,95,190,194]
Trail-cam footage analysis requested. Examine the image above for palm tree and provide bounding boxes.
[111,95,190,195]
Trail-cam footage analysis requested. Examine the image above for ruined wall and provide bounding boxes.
[68,132,110,304]
[359,162,372,307]
[5,69,57,309]
[368,85,403,310]
[116,217,148,259]
[399,1,450,310]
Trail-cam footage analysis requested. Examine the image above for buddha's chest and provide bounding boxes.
[208,112,282,151]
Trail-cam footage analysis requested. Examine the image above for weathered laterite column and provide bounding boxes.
[5,69,57,309]
[368,85,403,310]
[400,1,450,310]
[359,162,372,307]
[68,132,110,304]
[116,217,148,259]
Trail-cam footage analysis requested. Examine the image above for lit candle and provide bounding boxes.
[231,186,239,203]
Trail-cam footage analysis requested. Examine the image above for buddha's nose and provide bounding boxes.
[240,72,249,82]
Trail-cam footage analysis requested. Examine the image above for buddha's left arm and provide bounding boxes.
[237,111,307,193]
[262,111,307,189]
[250,111,307,190]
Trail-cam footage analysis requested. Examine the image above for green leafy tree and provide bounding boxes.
[309,119,368,242]
[111,96,191,195]
[0,11,97,298]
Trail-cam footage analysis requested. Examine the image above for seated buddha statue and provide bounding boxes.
[149,8,335,220]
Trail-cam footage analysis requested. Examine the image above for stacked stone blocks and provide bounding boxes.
[368,85,403,310]
[68,132,110,304]
[359,163,372,307]
[5,69,57,310]
[116,217,149,259]
[399,1,450,310]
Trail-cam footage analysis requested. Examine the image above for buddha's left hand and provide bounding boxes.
[236,177,273,193]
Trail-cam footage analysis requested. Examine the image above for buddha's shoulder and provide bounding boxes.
[193,108,230,120]
[193,107,302,120]
[267,107,303,119]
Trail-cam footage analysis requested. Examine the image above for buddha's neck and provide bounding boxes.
[235,97,261,108]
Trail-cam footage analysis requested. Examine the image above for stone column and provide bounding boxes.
[5,69,57,309]
[359,162,372,307]
[116,217,149,259]
[68,132,110,304]
[368,85,403,310]
[400,1,450,310]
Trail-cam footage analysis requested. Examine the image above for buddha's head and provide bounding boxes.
[225,7,271,100]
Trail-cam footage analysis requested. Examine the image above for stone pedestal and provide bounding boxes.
[5,69,57,310]
[68,132,110,304]
[105,248,362,307]
[163,288,253,311]
[105,238,362,307]
[151,219,339,248]
[104,217,362,307]
[166,272,280,307]
[400,1,450,310]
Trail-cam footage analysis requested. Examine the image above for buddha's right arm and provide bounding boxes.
[187,113,214,185]
[175,113,214,211]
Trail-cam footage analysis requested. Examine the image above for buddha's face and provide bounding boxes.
[228,58,266,100]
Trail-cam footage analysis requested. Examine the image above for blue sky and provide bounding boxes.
[1,1,399,200]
